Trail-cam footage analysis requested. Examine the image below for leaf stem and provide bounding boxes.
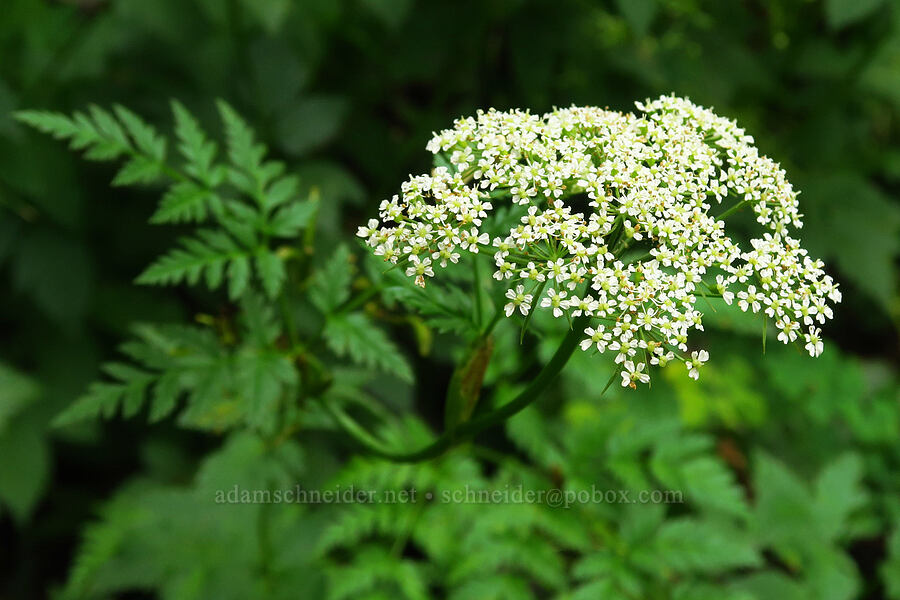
[334,283,386,316]
[320,315,590,462]
[718,199,749,220]
[472,253,484,328]
[279,292,299,348]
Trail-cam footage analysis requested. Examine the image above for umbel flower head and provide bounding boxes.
[358,95,841,387]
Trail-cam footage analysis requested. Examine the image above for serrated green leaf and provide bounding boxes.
[171,100,220,183]
[324,313,412,382]
[268,200,316,237]
[310,245,353,313]
[255,250,285,299]
[16,108,129,162]
[235,351,297,433]
[239,291,282,347]
[653,518,762,574]
[150,371,182,423]
[113,104,166,162]
[112,155,164,186]
[263,175,300,212]
[217,99,266,176]
[150,181,221,224]
[813,453,867,541]
[228,255,252,300]
[136,229,248,292]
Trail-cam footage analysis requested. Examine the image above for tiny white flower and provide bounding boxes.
[685,350,709,380]
[804,326,823,357]
[540,288,569,318]
[504,285,533,317]
[620,361,650,388]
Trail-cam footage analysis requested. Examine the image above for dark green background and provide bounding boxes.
[1,0,899,598]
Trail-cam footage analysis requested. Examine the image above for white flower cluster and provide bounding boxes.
[358,95,840,386]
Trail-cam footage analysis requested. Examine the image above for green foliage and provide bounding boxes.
[0,364,49,524]
[60,433,312,600]
[16,101,317,300]
[2,0,900,598]
[323,313,412,383]
[310,244,353,313]
[53,294,299,433]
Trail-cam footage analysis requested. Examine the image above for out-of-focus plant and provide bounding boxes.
[15,102,416,439]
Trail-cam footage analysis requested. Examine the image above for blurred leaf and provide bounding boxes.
[884,526,900,598]
[802,172,900,310]
[278,95,348,155]
[136,229,252,296]
[653,518,762,573]
[0,410,50,523]
[240,0,292,33]
[310,245,353,313]
[324,313,412,382]
[360,0,414,30]
[812,453,867,541]
[12,229,92,324]
[0,362,39,433]
[614,0,657,36]
[824,0,884,29]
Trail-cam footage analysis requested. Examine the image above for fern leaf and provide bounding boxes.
[255,249,286,299]
[113,104,167,162]
[15,108,130,162]
[111,154,165,186]
[171,100,221,184]
[135,229,248,291]
[262,174,300,212]
[324,313,412,382]
[17,106,169,186]
[310,245,353,313]
[388,280,475,335]
[54,366,154,426]
[217,100,266,177]
[267,199,316,237]
[150,181,222,224]
[239,292,282,347]
[64,505,133,597]
[652,518,762,574]
[228,255,252,300]
[235,350,297,433]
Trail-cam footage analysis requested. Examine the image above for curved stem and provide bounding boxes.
[321,315,590,462]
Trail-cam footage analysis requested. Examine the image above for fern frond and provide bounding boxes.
[254,249,286,299]
[54,368,154,426]
[310,245,353,313]
[135,229,251,298]
[16,106,167,185]
[324,313,412,382]
[150,181,222,224]
[171,99,221,184]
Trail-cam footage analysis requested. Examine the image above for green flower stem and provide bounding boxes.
[482,307,505,337]
[718,199,749,220]
[320,314,590,463]
[334,283,387,315]
[472,253,484,328]
[279,292,299,348]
